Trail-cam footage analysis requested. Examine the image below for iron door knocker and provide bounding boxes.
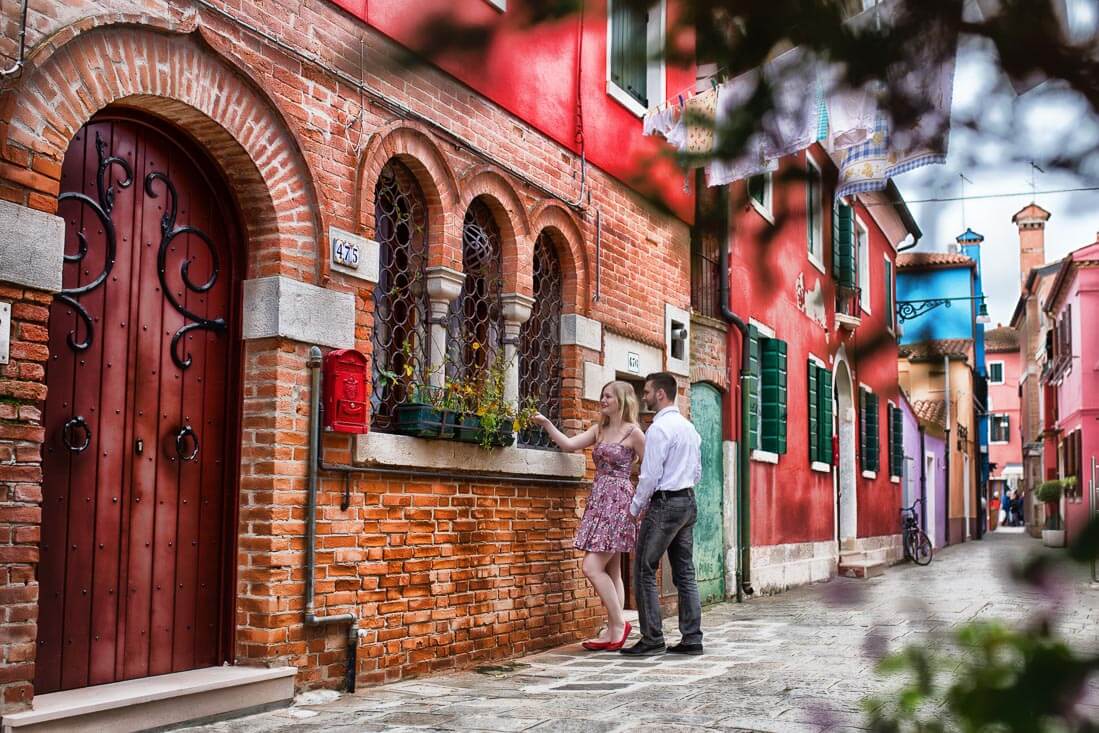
[175,425,199,462]
[61,416,91,453]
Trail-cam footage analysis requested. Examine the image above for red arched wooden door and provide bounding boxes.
[37,114,241,692]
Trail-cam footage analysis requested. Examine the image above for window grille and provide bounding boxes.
[519,232,564,448]
[448,198,505,379]
[370,160,429,431]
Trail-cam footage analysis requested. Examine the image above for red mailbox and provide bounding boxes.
[323,349,370,434]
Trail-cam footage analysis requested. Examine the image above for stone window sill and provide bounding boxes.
[811,461,832,473]
[862,470,877,480]
[751,449,780,465]
[835,313,861,330]
[354,431,586,480]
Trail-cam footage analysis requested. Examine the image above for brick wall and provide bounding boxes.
[0,0,689,705]
[0,285,50,708]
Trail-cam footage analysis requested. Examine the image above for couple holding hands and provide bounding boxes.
[531,372,704,657]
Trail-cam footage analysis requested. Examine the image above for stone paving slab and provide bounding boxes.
[179,530,1099,732]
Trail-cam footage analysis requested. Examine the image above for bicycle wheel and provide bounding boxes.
[909,530,933,566]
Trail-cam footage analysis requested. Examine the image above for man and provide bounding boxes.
[621,372,704,657]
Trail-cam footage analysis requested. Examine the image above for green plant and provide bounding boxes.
[1035,479,1064,504]
[1063,476,1079,500]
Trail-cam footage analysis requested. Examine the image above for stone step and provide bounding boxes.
[837,558,886,579]
[0,666,296,733]
[839,547,889,565]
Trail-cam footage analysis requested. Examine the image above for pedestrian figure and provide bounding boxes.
[532,381,644,652]
[620,372,704,657]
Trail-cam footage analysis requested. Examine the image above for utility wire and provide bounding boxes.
[861,184,1099,206]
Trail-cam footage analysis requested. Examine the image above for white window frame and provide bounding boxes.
[884,253,896,335]
[484,0,507,10]
[860,382,877,480]
[990,413,1011,444]
[809,353,831,473]
[750,319,780,465]
[748,172,774,224]
[806,151,825,274]
[988,360,1005,384]
[857,215,871,314]
[606,0,666,117]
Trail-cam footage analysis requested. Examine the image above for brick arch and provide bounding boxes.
[357,122,462,271]
[458,169,532,295]
[0,24,319,279]
[528,202,589,316]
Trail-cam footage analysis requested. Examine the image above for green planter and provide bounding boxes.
[455,414,483,443]
[393,403,455,438]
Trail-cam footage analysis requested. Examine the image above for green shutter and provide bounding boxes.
[833,204,856,288]
[861,391,879,474]
[808,361,819,464]
[890,404,904,478]
[819,367,833,465]
[761,338,788,454]
[748,326,760,451]
[611,1,648,106]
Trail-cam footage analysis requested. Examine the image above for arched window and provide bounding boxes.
[448,198,504,378]
[370,160,429,432]
[519,231,564,448]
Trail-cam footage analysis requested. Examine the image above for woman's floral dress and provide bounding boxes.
[574,440,640,553]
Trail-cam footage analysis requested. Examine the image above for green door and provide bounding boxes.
[690,382,725,604]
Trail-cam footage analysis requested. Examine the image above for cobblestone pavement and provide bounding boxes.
[183,529,1099,732]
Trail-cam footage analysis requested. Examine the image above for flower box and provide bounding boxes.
[454,414,515,447]
[393,403,455,439]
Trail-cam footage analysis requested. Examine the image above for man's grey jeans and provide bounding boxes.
[633,489,703,646]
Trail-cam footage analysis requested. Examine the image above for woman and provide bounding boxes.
[532,381,645,651]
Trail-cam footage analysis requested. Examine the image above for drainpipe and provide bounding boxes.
[943,355,952,546]
[307,346,360,693]
[0,0,29,77]
[919,427,927,535]
[715,184,754,602]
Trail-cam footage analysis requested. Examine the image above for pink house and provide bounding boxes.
[985,326,1023,528]
[1043,239,1099,545]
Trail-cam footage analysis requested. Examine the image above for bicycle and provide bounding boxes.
[900,499,933,566]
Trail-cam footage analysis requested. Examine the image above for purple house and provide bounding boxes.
[900,392,949,548]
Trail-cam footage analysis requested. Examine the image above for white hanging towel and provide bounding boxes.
[759,47,817,160]
[705,68,774,186]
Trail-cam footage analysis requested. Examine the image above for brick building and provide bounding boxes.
[0,0,716,726]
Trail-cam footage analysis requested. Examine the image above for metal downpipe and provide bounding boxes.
[307,346,359,692]
[715,185,754,601]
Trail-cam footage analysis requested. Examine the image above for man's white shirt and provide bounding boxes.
[630,405,703,517]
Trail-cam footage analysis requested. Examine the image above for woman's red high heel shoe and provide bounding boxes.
[604,622,632,652]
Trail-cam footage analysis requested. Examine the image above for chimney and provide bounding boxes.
[1012,203,1051,289]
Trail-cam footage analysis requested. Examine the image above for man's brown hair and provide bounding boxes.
[645,372,678,403]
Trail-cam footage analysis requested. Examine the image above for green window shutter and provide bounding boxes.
[819,367,833,465]
[808,361,819,464]
[610,1,648,106]
[863,391,879,473]
[890,404,904,478]
[832,204,855,288]
[761,338,788,454]
[748,326,760,451]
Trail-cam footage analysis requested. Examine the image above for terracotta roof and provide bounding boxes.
[985,326,1019,353]
[897,252,975,269]
[912,399,947,429]
[899,339,973,361]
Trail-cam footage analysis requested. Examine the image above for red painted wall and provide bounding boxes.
[727,145,901,548]
[330,0,695,221]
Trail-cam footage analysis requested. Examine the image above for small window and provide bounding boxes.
[608,0,664,114]
[860,386,879,474]
[857,217,870,313]
[748,173,773,219]
[748,324,788,457]
[806,155,824,268]
[888,402,903,479]
[991,414,1011,443]
[988,361,1004,384]
[807,359,833,466]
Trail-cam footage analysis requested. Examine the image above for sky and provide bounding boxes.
[893,0,1099,327]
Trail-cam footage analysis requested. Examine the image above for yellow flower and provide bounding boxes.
[472,341,481,351]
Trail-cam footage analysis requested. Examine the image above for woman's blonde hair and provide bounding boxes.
[599,380,640,433]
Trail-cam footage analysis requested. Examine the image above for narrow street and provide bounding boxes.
[182,529,1099,733]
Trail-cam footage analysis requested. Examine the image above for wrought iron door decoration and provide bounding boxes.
[145,171,227,370]
[55,131,132,352]
[519,232,563,448]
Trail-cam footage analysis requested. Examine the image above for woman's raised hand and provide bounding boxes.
[531,412,552,429]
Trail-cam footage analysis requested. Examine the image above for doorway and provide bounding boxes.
[834,360,857,547]
[37,114,242,692]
